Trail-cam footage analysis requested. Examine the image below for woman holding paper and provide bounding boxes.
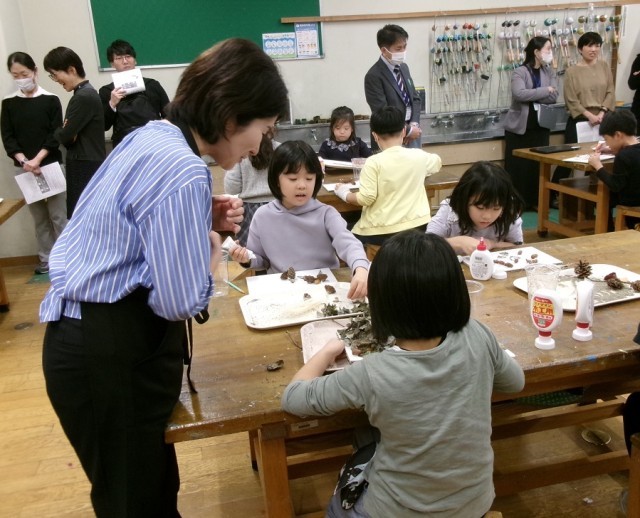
[503,37,558,210]
[1,51,67,275]
[553,32,615,187]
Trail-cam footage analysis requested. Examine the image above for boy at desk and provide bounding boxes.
[588,110,640,229]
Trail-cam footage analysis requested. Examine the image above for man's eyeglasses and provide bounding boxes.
[113,55,133,63]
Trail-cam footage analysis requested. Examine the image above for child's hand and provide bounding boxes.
[587,152,603,170]
[322,338,346,360]
[334,183,351,202]
[348,267,368,300]
[229,243,251,264]
[594,141,611,153]
[450,236,482,256]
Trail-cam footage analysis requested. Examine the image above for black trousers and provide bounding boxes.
[65,159,103,218]
[624,392,640,456]
[42,289,186,518]
[551,115,586,184]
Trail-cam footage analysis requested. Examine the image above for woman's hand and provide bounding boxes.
[213,195,244,234]
[209,231,222,275]
[348,267,368,300]
[585,112,600,126]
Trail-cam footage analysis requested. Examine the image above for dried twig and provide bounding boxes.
[285,330,301,349]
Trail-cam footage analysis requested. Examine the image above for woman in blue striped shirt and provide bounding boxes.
[39,39,288,518]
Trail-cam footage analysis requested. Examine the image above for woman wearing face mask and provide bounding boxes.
[1,51,67,275]
[503,37,558,210]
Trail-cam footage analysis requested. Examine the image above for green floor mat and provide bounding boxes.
[521,209,559,230]
[27,273,50,284]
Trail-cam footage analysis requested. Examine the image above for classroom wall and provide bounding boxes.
[1,0,640,259]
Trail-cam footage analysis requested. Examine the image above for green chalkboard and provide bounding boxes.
[88,0,320,68]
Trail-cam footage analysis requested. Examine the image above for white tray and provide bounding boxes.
[322,159,353,169]
[513,264,640,311]
[323,181,360,192]
[300,319,351,371]
[462,246,562,273]
[239,282,360,329]
[246,269,337,296]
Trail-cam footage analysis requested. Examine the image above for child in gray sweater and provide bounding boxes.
[282,231,525,517]
[229,140,369,300]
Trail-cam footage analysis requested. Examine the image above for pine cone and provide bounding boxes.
[574,259,592,279]
[606,277,624,290]
[631,280,640,293]
[286,266,296,283]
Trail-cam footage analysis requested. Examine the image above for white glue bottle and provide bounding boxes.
[572,280,594,341]
[530,288,563,350]
[470,237,494,281]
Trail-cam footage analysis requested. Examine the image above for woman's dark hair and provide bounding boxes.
[600,109,637,137]
[449,161,524,239]
[7,51,36,72]
[523,36,550,67]
[43,47,86,78]
[369,230,470,341]
[267,140,323,201]
[249,128,277,170]
[329,106,356,143]
[106,39,136,62]
[168,38,288,145]
[370,106,405,136]
[377,24,409,48]
[578,31,603,49]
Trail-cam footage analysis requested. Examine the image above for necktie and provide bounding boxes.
[394,66,411,107]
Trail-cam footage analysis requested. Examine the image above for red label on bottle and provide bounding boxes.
[531,296,556,329]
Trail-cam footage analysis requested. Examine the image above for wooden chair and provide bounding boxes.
[614,205,640,231]
[629,433,640,518]
[366,244,380,262]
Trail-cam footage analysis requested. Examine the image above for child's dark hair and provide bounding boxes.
[600,110,637,137]
[250,128,277,170]
[267,141,323,201]
[329,106,356,143]
[369,230,470,341]
[370,106,405,136]
[449,161,524,239]
[43,47,86,78]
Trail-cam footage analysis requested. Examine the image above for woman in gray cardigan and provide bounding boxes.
[503,37,558,209]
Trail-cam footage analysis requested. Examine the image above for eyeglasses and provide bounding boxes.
[113,55,133,62]
[48,72,59,81]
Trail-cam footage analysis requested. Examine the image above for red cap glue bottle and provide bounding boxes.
[572,280,594,341]
[470,237,494,281]
[530,288,563,350]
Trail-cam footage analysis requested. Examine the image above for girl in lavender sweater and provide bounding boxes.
[229,140,369,300]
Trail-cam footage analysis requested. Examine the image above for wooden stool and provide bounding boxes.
[614,205,640,231]
[629,433,640,518]
[366,244,380,262]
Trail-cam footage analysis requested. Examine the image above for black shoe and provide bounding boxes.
[34,262,49,275]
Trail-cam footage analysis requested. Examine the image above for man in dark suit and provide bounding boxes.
[364,24,422,150]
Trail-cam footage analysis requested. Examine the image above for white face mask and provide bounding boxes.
[15,76,36,92]
[385,48,407,65]
[540,52,553,65]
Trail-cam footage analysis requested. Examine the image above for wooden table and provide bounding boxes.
[513,143,613,237]
[0,198,26,311]
[167,231,640,517]
[318,169,460,214]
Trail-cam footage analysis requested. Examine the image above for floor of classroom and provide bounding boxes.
[0,223,631,518]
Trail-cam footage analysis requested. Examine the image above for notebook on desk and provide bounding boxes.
[530,144,581,154]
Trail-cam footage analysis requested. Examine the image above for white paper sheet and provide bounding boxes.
[323,181,360,192]
[112,67,145,94]
[575,121,600,144]
[562,153,615,163]
[14,162,66,204]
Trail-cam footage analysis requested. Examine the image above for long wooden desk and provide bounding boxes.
[513,143,613,237]
[167,231,640,517]
[0,198,26,311]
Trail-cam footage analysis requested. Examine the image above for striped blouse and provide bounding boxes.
[40,120,214,322]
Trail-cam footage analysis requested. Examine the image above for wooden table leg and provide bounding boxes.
[593,181,610,234]
[255,424,294,518]
[0,268,9,312]
[537,163,551,237]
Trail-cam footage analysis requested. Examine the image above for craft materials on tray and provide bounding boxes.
[246,269,337,296]
[462,246,562,273]
[513,263,640,311]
